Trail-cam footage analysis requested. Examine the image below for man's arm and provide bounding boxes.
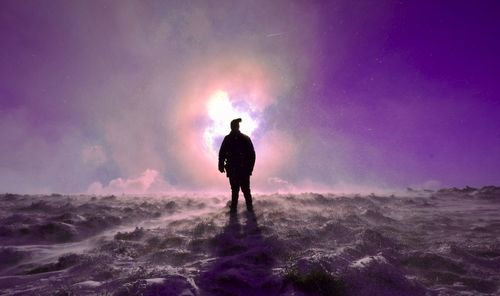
[248,137,256,175]
[218,137,227,173]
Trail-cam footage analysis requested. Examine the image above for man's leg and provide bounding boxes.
[229,176,240,212]
[240,174,253,211]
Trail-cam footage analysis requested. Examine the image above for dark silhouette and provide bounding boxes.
[218,118,256,212]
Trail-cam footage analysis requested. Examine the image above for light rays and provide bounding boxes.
[203,90,259,156]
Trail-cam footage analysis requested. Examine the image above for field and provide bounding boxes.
[1,187,499,295]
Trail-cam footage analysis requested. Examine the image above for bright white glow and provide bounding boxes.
[204,90,258,155]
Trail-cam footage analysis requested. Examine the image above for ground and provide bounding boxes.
[0,187,499,295]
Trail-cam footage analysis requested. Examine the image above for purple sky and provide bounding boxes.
[1,0,499,193]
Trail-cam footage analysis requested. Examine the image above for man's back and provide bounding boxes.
[219,130,255,177]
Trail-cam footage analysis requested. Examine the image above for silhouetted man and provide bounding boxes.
[218,118,256,212]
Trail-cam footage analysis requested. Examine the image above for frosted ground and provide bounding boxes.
[0,187,499,295]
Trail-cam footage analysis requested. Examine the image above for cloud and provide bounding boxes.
[87,169,173,194]
[266,177,296,193]
[412,180,442,190]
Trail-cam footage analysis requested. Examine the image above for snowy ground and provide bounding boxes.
[0,187,499,295]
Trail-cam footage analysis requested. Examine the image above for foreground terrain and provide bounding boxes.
[0,187,499,295]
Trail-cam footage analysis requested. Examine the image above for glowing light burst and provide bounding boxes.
[203,90,259,155]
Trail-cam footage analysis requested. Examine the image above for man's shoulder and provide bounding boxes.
[239,132,251,140]
[240,133,253,144]
[225,132,252,142]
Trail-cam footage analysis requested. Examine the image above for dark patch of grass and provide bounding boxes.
[284,267,345,296]
[0,247,26,267]
[114,227,145,241]
[26,253,80,274]
[1,193,18,201]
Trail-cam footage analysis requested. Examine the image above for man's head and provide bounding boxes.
[230,118,242,132]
